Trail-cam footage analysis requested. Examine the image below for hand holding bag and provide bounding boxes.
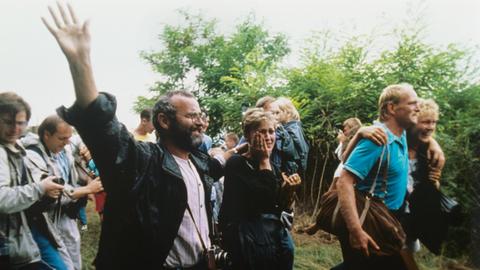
[315,145,406,256]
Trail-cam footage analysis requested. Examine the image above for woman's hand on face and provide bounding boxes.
[251,132,270,161]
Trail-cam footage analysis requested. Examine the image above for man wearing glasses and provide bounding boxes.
[0,92,65,269]
[42,3,238,269]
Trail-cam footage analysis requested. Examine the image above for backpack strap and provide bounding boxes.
[24,145,50,175]
[359,144,390,225]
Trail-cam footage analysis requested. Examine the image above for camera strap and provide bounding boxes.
[185,203,208,252]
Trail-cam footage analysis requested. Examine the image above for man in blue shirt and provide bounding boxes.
[337,84,419,269]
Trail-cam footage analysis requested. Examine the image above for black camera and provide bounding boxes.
[52,177,65,186]
[40,174,65,186]
[334,122,343,130]
[206,245,232,269]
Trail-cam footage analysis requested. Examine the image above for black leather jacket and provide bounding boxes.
[58,93,223,270]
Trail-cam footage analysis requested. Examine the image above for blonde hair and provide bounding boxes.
[418,98,439,120]
[343,117,362,137]
[274,97,300,123]
[225,132,239,144]
[341,117,362,154]
[378,83,414,121]
[242,108,276,137]
[255,96,276,109]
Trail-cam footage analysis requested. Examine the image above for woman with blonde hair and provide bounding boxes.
[330,117,363,191]
[219,108,301,270]
[272,97,309,177]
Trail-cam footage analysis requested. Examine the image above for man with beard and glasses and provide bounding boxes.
[42,3,238,269]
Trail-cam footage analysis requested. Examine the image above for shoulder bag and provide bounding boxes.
[315,145,406,256]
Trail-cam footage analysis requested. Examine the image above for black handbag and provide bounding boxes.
[408,181,463,254]
[439,191,463,226]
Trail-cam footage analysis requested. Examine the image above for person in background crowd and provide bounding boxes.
[22,115,103,270]
[208,147,226,225]
[251,97,298,177]
[133,109,156,142]
[79,146,106,221]
[223,132,239,150]
[255,96,276,112]
[198,109,213,153]
[0,92,65,270]
[70,135,90,232]
[272,97,310,178]
[329,118,362,191]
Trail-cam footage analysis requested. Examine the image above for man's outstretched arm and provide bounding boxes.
[42,2,98,108]
[337,169,380,257]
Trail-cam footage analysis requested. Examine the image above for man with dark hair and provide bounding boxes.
[0,92,31,124]
[0,92,65,269]
[43,4,236,269]
[22,115,103,270]
[197,109,213,153]
[133,108,155,142]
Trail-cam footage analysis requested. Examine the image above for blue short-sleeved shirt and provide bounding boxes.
[343,122,409,210]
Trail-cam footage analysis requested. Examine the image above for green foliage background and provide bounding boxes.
[136,11,480,262]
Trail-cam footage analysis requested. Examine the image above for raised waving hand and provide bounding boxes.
[42,2,98,107]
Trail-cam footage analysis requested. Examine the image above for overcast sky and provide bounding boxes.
[1,0,479,129]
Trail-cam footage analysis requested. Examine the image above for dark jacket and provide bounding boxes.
[283,120,309,175]
[271,125,299,176]
[219,155,282,228]
[219,154,291,270]
[57,93,224,269]
[407,141,450,255]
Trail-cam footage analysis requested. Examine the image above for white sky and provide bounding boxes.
[1,0,479,129]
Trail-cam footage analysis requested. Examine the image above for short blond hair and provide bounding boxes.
[274,97,300,123]
[242,108,276,137]
[378,83,414,121]
[255,96,276,109]
[225,132,239,144]
[418,98,439,120]
[343,117,362,137]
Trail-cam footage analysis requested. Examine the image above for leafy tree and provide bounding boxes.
[137,11,289,137]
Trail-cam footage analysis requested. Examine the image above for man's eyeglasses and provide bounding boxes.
[183,112,204,122]
[0,118,28,128]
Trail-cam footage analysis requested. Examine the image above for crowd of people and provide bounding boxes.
[0,3,456,270]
